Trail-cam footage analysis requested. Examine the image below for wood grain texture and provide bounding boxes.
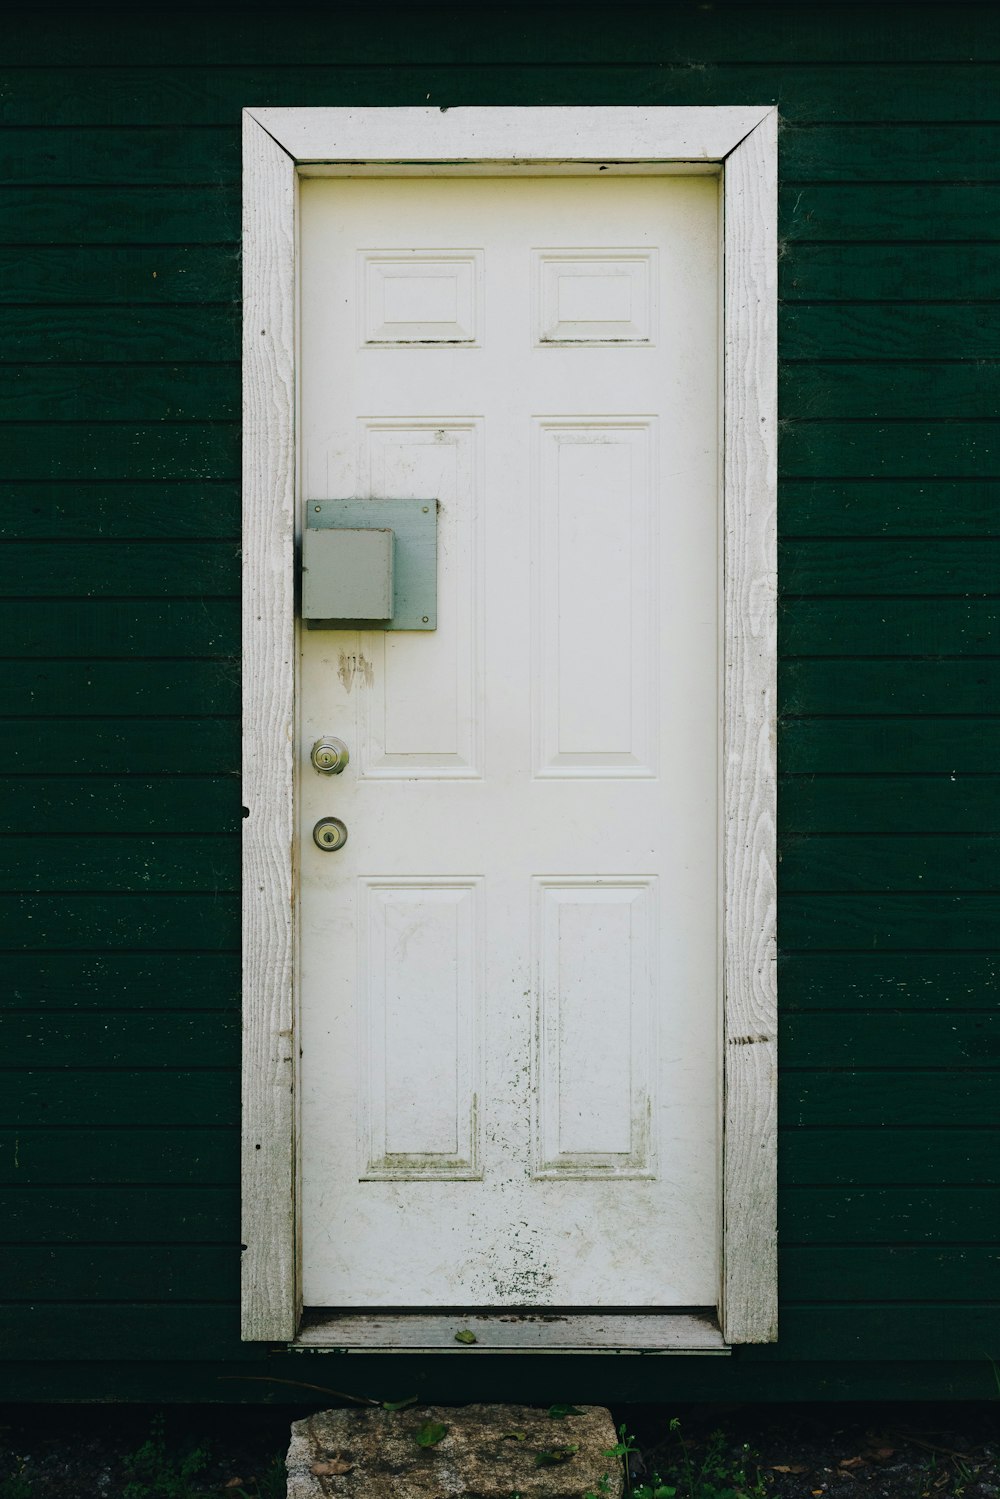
[0,601,239,656]
[0,776,238,834]
[784,599,999,657]
[778,952,999,1011]
[722,109,779,1345]
[0,482,240,538]
[4,64,996,127]
[780,1131,1000,1187]
[0,306,237,361]
[0,1244,237,1299]
[0,245,235,304]
[0,367,238,423]
[781,480,1000,538]
[780,365,998,421]
[0,1071,238,1127]
[0,1130,237,1185]
[781,660,1000,717]
[2,1013,237,1068]
[781,773,1000,833]
[782,244,1000,302]
[240,113,298,1342]
[10,7,1000,66]
[0,953,239,1010]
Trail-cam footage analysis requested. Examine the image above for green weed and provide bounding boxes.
[0,1463,33,1499]
[588,1418,767,1499]
[121,1414,215,1499]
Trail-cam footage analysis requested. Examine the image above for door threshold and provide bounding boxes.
[290,1309,730,1355]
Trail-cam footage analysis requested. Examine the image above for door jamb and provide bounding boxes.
[241,105,778,1347]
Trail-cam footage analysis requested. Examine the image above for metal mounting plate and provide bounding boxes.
[305,498,438,630]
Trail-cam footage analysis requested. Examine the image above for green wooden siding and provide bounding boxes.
[0,2,997,1402]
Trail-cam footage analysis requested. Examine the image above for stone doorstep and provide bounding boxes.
[286,1403,626,1498]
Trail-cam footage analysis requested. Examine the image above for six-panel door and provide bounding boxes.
[298,174,721,1307]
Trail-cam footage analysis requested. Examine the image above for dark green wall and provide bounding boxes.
[1,2,998,1403]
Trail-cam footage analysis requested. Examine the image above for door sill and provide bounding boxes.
[290,1309,730,1355]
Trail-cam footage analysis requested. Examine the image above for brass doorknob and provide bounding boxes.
[313,817,348,852]
[310,737,350,774]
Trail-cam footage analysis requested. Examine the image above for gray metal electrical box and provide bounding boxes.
[301,527,394,622]
[303,498,438,629]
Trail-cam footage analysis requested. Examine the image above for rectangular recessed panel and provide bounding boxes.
[533,420,656,777]
[360,879,482,1180]
[360,251,482,345]
[534,251,656,344]
[534,878,656,1179]
[359,421,482,777]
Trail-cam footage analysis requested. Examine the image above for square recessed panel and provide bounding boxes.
[534,250,656,345]
[360,251,482,346]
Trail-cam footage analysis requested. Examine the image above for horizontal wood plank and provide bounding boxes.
[0,366,238,422]
[780,1245,1000,1300]
[781,1186,1000,1241]
[0,662,239,717]
[782,535,1000,591]
[779,952,998,1011]
[0,1243,237,1299]
[780,1131,1000,1186]
[781,661,1000,717]
[0,246,235,307]
[782,1010,1000,1066]
[0,308,237,363]
[0,720,238,775]
[0,1304,248,1360]
[0,777,238,835]
[781,426,1000,483]
[1,64,997,127]
[0,1071,238,1128]
[0,538,238,595]
[0,430,238,486]
[0,483,239,540]
[782,891,1000,949]
[783,599,999,656]
[782,244,1000,301]
[0,1186,238,1242]
[781,481,1000,539]
[782,720,1000,775]
[0,128,239,186]
[779,835,1000,894]
[782,1073,1000,1128]
[764,1305,1000,1361]
[0,186,237,245]
[0,894,238,950]
[0,1129,237,1185]
[781,364,1000,422]
[0,835,239,893]
[783,308,1000,363]
[0,601,239,656]
[782,184,1000,241]
[0,952,239,1009]
[780,774,1000,834]
[781,123,1000,182]
[9,8,1000,66]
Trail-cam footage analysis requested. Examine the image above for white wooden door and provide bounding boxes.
[298,174,720,1309]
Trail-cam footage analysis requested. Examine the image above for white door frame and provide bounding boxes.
[241,105,778,1348]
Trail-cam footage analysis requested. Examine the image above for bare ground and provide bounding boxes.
[0,1400,997,1499]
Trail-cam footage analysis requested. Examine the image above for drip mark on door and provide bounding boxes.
[338,652,374,692]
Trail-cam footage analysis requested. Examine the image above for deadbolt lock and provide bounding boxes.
[313,817,348,852]
[310,737,350,775]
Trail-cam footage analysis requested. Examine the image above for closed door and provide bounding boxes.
[298,174,720,1308]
